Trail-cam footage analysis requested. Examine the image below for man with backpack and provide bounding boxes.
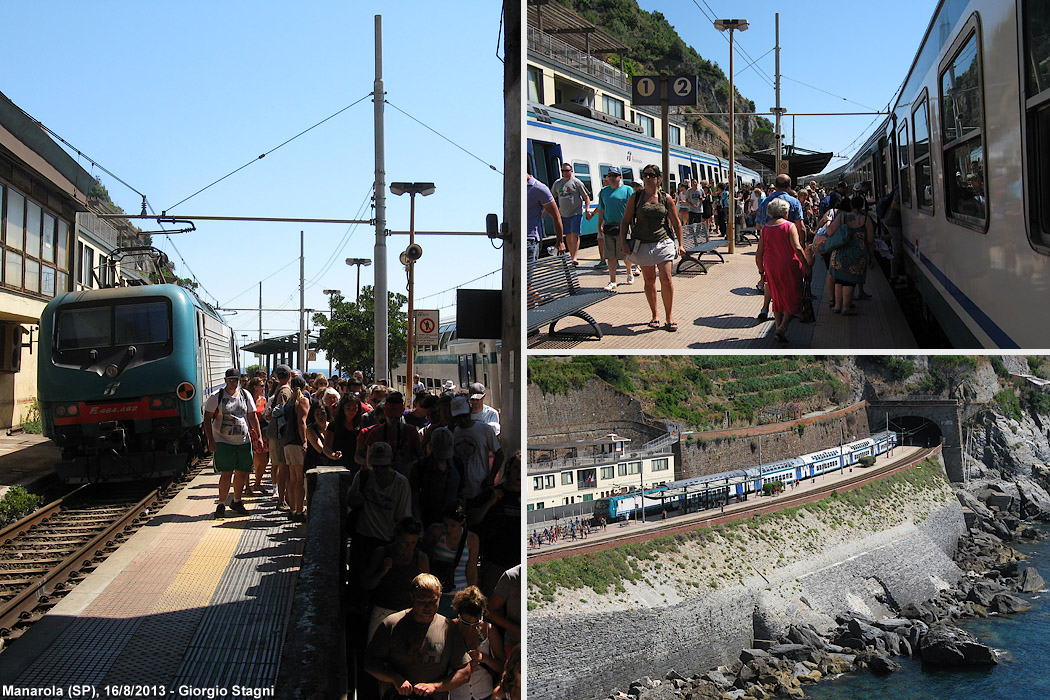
[263,364,294,510]
[205,368,264,518]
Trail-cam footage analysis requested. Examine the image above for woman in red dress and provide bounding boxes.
[756,197,811,343]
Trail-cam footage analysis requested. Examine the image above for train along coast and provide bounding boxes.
[527,356,1050,700]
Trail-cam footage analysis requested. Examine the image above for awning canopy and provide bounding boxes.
[744,146,834,181]
[527,0,629,55]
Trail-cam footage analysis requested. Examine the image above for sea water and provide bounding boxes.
[806,529,1050,700]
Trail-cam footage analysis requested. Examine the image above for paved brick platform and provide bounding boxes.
[0,466,303,696]
[528,233,915,350]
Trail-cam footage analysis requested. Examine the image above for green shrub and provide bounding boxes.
[994,388,1023,422]
[989,356,1010,378]
[22,398,41,434]
[0,486,42,528]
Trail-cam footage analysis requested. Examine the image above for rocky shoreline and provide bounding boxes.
[600,484,1049,700]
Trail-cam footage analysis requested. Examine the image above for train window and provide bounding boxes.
[57,307,109,349]
[1023,1,1050,244]
[601,95,624,120]
[115,302,170,345]
[897,121,911,206]
[637,113,655,138]
[940,21,987,230]
[912,93,934,213]
[572,162,592,199]
[621,167,635,185]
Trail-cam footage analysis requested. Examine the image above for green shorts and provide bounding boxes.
[213,442,254,473]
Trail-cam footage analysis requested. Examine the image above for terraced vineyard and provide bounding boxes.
[528,355,851,431]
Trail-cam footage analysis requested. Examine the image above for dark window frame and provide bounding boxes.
[938,13,989,233]
[912,88,934,215]
[1022,0,1050,250]
[897,119,912,207]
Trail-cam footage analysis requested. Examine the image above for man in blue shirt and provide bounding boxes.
[527,169,564,262]
[596,167,635,291]
[755,174,807,320]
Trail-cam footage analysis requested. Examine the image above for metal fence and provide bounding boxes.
[527,26,628,93]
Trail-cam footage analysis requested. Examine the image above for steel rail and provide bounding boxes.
[529,446,940,563]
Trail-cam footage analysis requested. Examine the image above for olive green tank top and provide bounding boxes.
[632,194,671,243]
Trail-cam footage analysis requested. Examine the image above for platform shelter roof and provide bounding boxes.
[527,0,629,56]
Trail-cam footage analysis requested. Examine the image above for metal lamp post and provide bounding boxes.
[322,289,341,377]
[389,182,435,392]
[714,18,748,255]
[344,258,372,304]
[240,334,248,372]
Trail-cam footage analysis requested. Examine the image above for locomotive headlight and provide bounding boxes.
[56,405,67,416]
[162,397,175,408]
[67,404,78,416]
[105,364,120,378]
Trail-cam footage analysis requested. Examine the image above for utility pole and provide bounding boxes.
[258,281,262,343]
[502,4,521,453]
[299,231,306,372]
[374,14,389,385]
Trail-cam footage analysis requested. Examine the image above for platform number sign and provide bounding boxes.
[633,77,659,105]
[632,75,698,107]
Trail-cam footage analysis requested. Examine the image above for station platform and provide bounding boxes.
[0,466,303,696]
[0,432,59,500]
[528,233,916,350]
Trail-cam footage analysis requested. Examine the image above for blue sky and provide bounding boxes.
[634,0,939,174]
[2,0,507,355]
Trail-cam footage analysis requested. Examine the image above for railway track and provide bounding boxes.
[0,457,208,642]
[529,446,941,563]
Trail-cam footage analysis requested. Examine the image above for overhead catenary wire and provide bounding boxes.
[385,101,503,175]
[165,93,373,212]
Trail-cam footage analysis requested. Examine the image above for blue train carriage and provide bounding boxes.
[527,101,761,248]
[38,284,237,483]
[842,436,878,467]
[758,457,804,493]
[870,430,898,459]
[800,447,843,478]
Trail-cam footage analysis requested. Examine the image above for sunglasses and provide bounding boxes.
[643,172,659,179]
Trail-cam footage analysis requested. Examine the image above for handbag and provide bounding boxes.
[798,275,815,324]
[813,215,849,254]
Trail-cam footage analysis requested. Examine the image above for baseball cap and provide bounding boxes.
[430,427,454,459]
[469,382,486,400]
[450,396,470,416]
[607,166,621,175]
[225,368,240,380]
[275,364,292,379]
[368,441,393,466]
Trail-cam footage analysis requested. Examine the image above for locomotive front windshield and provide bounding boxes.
[56,301,171,351]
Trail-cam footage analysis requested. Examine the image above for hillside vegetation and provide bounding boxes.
[528,355,850,430]
[559,0,775,155]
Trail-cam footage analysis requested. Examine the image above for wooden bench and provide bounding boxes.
[676,223,727,274]
[527,254,615,340]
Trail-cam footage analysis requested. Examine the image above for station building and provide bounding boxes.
[526,431,678,523]
[0,90,146,428]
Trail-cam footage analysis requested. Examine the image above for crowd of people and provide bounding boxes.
[528,160,896,344]
[203,366,520,700]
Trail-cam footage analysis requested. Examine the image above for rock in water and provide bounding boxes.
[1019,566,1046,593]
[990,593,1033,614]
[918,623,998,667]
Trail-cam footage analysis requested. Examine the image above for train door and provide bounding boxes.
[679,164,691,186]
[526,138,563,188]
[691,163,699,181]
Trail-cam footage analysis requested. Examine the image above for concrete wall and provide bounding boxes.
[528,488,966,700]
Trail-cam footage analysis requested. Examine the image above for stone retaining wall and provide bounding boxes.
[528,494,966,700]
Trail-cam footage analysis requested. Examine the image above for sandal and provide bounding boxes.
[665,321,678,332]
[647,320,661,329]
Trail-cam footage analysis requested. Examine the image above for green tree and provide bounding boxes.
[929,355,977,399]
[311,286,407,382]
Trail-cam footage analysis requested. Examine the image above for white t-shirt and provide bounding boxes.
[471,404,501,436]
[348,469,412,542]
[453,420,500,500]
[204,387,256,445]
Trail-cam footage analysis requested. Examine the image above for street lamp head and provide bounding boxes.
[390,182,436,197]
[714,18,748,31]
[345,258,372,267]
[322,289,342,295]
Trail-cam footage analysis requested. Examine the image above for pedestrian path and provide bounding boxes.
[528,240,915,350]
